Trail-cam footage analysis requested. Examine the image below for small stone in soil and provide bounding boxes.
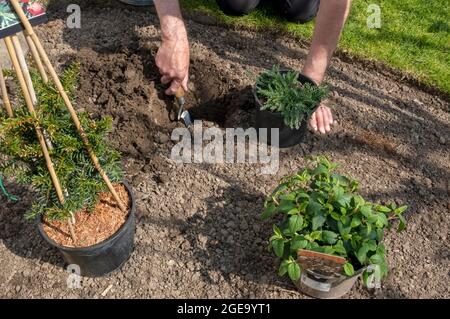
[156,133,170,144]
[424,178,433,188]
[167,260,176,267]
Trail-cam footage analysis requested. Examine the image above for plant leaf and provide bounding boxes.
[343,262,355,276]
[291,235,308,251]
[278,260,289,276]
[279,200,296,213]
[375,205,391,213]
[350,216,361,228]
[310,230,322,241]
[331,211,341,221]
[362,270,371,287]
[273,225,282,236]
[262,203,277,220]
[321,230,338,245]
[288,262,301,281]
[356,244,370,264]
[311,164,328,176]
[272,239,285,258]
[333,240,347,255]
[312,212,326,230]
[397,214,407,232]
[369,253,383,264]
[367,240,378,251]
[375,213,389,228]
[394,205,408,215]
[307,200,322,216]
[288,215,303,233]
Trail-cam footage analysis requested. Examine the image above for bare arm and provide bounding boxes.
[302,0,352,84]
[154,0,190,94]
[304,0,352,134]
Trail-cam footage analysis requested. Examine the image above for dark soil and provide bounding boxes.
[0,1,448,299]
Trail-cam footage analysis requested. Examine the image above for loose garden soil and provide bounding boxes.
[0,1,449,298]
[43,184,130,248]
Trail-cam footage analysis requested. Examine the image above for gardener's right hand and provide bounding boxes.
[156,35,190,96]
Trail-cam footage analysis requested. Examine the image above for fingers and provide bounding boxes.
[316,107,326,134]
[161,72,189,95]
[325,106,333,125]
[161,75,171,85]
[310,106,334,135]
[181,73,189,92]
[165,79,182,96]
[309,112,318,132]
[322,108,331,133]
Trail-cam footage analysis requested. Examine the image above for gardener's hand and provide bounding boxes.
[154,0,190,95]
[309,104,334,134]
[156,37,190,96]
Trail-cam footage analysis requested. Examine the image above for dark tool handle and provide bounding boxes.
[175,87,186,120]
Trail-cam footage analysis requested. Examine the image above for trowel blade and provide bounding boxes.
[180,110,193,126]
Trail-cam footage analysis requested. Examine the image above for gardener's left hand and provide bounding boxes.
[309,103,334,134]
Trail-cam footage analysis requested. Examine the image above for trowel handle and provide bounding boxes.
[175,87,185,99]
[174,87,186,121]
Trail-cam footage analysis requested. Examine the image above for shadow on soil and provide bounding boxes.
[137,170,289,294]
[0,183,64,268]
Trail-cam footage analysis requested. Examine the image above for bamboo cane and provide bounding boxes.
[12,35,37,104]
[0,65,13,118]
[12,33,75,220]
[9,0,126,212]
[4,36,77,242]
[4,37,60,196]
[24,30,48,83]
[11,34,54,149]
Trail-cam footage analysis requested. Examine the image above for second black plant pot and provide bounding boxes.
[254,72,318,148]
[38,181,136,277]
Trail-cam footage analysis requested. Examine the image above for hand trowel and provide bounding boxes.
[174,87,193,126]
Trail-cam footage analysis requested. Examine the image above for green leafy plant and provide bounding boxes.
[0,64,123,221]
[256,65,328,130]
[262,156,407,286]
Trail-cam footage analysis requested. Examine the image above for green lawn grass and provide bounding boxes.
[182,0,450,94]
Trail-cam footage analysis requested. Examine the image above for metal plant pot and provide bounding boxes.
[294,266,367,299]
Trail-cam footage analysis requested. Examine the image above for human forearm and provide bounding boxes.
[154,0,190,94]
[154,0,187,42]
[302,0,352,84]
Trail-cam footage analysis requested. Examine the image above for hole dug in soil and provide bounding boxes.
[74,46,255,161]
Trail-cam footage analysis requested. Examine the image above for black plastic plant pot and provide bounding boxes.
[38,181,136,278]
[254,71,318,149]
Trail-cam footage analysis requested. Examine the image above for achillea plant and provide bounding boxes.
[256,66,328,130]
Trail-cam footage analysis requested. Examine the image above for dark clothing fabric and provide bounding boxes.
[216,0,320,23]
